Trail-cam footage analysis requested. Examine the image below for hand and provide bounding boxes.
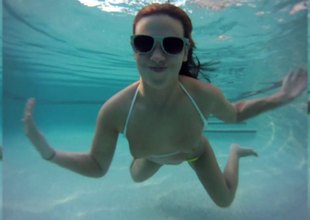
[22,98,55,160]
[281,68,307,100]
[23,98,37,136]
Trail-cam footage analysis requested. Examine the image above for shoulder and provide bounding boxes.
[179,76,222,95]
[179,76,236,122]
[97,81,139,132]
[179,76,225,111]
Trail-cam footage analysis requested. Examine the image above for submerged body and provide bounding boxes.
[23,3,307,208]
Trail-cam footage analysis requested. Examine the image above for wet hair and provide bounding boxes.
[133,3,214,82]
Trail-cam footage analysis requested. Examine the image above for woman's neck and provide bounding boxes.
[138,79,181,109]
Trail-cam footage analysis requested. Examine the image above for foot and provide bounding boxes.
[231,144,258,157]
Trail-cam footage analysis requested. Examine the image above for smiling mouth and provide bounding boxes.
[149,67,167,72]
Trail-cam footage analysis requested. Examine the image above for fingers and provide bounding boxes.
[22,98,38,136]
[22,98,36,123]
[285,68,307,83]
[292,68,307,80]
[291,68,307,95]
[295,68,308,86]
[297,67,307,75]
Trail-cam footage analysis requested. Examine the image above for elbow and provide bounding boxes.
[234,112,243,123]
[221,114,238,124]
[88,166,108,178]
[234,111,249,123]
[232,103,246,123]
[91,170,107,178]
[90,155,109,178]
[224,109,239,124]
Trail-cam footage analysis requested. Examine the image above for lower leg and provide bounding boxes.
[223,144,258,195]
[190,139,258,208]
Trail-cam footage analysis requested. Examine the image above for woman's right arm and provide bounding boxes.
[23,98,118,178]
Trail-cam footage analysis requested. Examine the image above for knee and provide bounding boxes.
[216,201,232,208]
[130,172,148,183]
[131,177,145,183]
[214,198,233,208]
[130,159,161,183]
[130,164,148,183]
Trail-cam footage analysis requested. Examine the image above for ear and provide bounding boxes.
[182,45,189,62]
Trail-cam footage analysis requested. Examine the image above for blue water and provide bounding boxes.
[3,0,309,220]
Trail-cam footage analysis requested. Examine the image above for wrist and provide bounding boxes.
[269,92,290,106]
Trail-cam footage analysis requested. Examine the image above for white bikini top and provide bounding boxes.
[123,82,207,138]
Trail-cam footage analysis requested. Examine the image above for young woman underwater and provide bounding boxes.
[23,3,307,207]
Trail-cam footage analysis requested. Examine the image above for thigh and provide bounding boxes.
[190,137,230,204]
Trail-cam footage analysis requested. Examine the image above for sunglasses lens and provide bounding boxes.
[163,37,184,54]
[134,35,154,53]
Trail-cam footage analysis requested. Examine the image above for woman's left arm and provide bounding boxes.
[233,68,307,122]
[209,68,307,123]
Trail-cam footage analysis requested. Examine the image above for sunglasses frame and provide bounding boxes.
[131,35,190,55]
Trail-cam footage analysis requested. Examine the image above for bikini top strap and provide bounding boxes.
[179,82,207,125]
[123,86,139,137]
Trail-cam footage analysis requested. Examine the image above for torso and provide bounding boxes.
[111,76,211,165]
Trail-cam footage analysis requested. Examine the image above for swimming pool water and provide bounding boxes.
[3,100,307,220]
[3,0,309,220]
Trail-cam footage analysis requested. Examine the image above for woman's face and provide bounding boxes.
[133,15,188,89]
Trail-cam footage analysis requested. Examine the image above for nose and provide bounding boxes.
[150,43,166,63]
